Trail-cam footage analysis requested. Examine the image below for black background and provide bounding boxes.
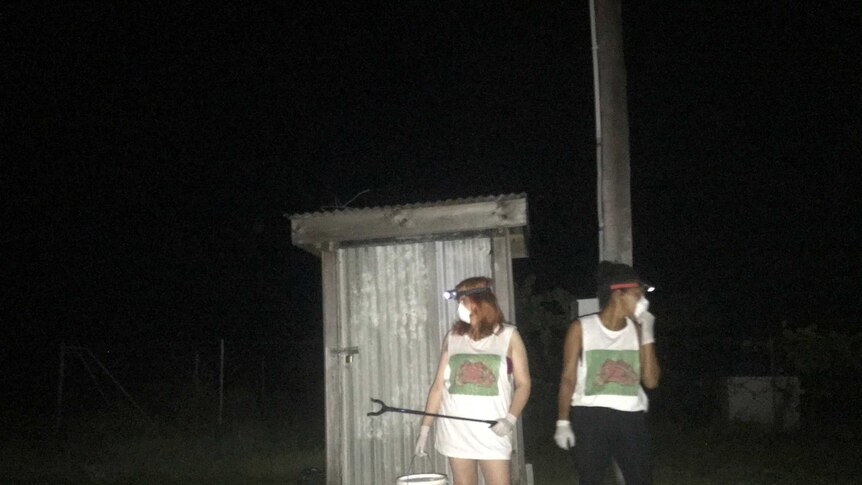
[4,2,860,414]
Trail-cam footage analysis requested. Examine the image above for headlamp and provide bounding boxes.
[442,287,492,300]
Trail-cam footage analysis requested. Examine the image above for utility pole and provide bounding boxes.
[590,0,633,265]
[590,4,632,481]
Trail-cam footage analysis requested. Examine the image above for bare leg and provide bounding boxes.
[449,457,479,485]
[478,459,511,485]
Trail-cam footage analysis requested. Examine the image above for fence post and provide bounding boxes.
[218,338,224,428]
[259,355,266,414]
[55,343,65,433]
[194,351,200,394]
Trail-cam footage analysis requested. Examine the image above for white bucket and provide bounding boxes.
[395,473,448,484]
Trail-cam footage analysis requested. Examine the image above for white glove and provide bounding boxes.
[414,425,430,456]
[554,420,575,450]
[637,310,656,345]
[491,413,517,437]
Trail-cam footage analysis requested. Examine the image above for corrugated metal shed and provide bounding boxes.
[290,194,530,485]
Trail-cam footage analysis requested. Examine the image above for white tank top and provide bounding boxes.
[435,324,515,460]
[570,314,648,412]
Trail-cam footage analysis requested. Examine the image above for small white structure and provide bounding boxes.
[724,376,801,430]
[290,194,530,485]
[572,298,600,319]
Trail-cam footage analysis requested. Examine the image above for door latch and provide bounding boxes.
[331,346,359,364]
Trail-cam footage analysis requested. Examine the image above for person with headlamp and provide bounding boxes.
[415,276,531,485]
[554,261,660,484]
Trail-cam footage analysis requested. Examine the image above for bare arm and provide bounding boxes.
[557,320,582,420]
[639,342,660,389]
[507,329,531,418]
[420,338,449,427]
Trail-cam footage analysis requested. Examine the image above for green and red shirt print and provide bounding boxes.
[584,349,640,396]
[447,353,501,396]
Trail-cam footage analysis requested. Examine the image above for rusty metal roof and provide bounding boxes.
[286,193,527,219]
[288,193,529,257]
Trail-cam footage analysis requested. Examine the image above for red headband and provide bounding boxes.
[609,282,641,290]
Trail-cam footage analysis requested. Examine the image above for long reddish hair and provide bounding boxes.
[451,276,505,340]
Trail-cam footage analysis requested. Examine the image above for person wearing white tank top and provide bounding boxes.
[554,262,661,485]
[415,277,531,485]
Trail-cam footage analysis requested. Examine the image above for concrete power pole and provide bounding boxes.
[588,7,635,482]
[590,0,633,265]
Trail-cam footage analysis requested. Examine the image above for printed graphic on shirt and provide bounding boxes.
[447,353,500,396]
[584,349,640,396]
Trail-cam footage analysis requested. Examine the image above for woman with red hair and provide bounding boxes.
[415,276,531,485]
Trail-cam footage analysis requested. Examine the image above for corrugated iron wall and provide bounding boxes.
[335,238,493,484]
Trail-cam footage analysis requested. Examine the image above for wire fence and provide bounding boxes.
[50,338,324,432]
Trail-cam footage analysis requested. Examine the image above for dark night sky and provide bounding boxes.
[4,2,860,376]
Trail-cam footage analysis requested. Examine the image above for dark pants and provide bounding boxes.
[569,406,652,485]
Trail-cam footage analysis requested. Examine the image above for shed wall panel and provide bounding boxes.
[334,238,493,484]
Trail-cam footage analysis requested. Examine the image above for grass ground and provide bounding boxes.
[3,412,860,484]
[1,424,324,484]
[526,420,862,484]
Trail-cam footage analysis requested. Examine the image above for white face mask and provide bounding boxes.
[457,302,472,324]
[634,296,650,318]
